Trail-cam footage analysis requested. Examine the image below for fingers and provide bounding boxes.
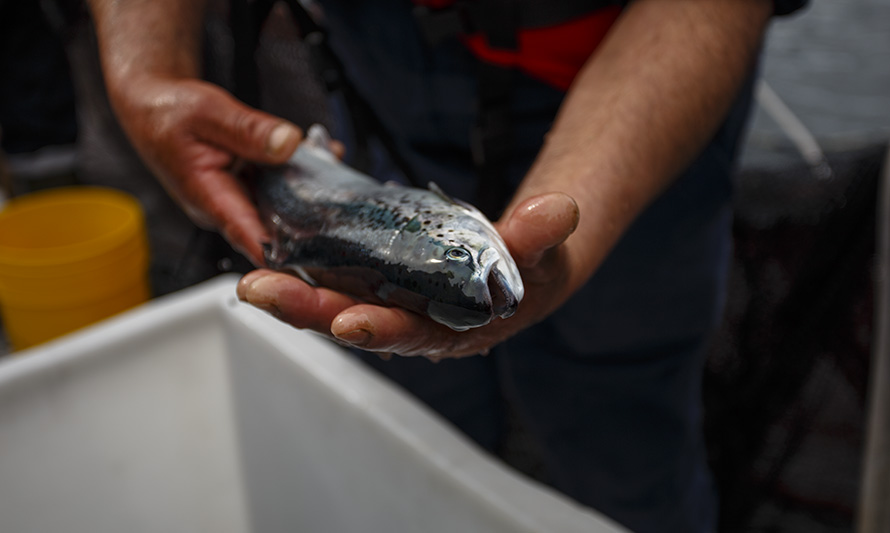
[238,271,476,358]
[110,78,299,266]
[182,87,301,264]
[198,168,269,265]
[237,270,362,333]
[331,305,479,358]
[500,192,579,268]
[192,87,303,164]
[329,139,346,160]
[162,83,300,264]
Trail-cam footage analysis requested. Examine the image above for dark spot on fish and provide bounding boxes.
[405,216,422,232]
[436,224,443,229]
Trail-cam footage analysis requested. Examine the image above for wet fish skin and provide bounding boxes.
[256,125,524,331]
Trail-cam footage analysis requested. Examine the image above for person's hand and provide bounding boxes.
[108,76,302,265]
[236,192,580,359]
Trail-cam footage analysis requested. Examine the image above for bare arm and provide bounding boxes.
[507,0,773,303]
[88,0,206,83]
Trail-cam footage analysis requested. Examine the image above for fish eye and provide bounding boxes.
[445,247,470,261]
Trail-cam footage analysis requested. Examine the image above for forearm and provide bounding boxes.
[511,0,772,295]
[87,0,207,96]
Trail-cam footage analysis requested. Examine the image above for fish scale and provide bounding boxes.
[255,125,524,331]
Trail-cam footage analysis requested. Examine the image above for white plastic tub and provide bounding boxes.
[0,275,625,533]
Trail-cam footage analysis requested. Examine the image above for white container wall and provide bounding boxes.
[0,276,625,533]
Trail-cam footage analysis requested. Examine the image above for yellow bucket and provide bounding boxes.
[0,187,151,350]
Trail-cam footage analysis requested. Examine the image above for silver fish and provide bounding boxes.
[256,125,524,331]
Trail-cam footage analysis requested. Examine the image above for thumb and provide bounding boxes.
[499,192,579,269]
[193,88,302,164]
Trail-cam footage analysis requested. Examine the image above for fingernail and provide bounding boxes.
[243,275,281,316]
[335,329,372,347]
[237,270,270,300]
[266,123,300,157]
[522,193,579,235]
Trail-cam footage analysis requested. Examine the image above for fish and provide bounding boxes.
[255,124,524,331]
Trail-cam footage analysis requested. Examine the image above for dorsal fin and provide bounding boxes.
[428,181,484,215]
[428,182,456,204]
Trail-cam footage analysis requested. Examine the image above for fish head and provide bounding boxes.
[392,205,524,331]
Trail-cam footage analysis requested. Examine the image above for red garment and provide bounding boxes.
[413,1,622,90]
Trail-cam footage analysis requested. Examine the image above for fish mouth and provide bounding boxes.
[487,263,519,319]
[427,263,517,331]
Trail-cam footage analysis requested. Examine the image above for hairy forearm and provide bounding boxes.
[513,0,772,294]
[87,0,207,92]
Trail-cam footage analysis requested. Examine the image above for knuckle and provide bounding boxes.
[229,110,266,153]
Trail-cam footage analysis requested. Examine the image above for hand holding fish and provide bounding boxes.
[237,191,579,359]
[88,0,307,265]
[107,76,302,265]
